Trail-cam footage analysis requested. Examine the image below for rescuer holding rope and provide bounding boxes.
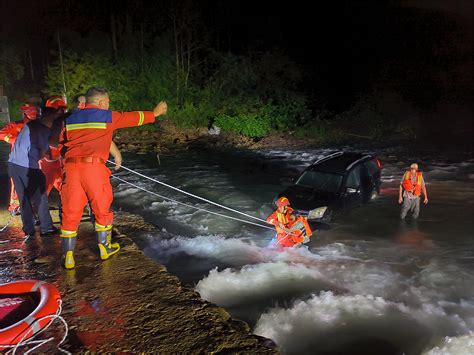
[58,87,167,269]
[266,196,313,247]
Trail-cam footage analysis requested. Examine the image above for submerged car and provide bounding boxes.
[278,151,382,223]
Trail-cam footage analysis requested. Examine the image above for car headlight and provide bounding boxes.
[308,206,327,220]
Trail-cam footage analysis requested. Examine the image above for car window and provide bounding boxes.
[364,159,379,176]
[296,171,343,193]
[346,165,361,188]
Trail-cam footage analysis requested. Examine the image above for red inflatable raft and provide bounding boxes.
[0,280,61,350]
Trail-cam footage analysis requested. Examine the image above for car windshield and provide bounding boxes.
[295,170,343,193]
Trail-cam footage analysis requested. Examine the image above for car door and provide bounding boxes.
[343,164,363,210]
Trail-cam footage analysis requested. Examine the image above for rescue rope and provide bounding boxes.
[111,175,274,231]
[0,249,22,254]
[0,215,13,232]
[5,299,70,355]
[107,160,271,225]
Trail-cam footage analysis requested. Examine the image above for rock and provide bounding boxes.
[34,256,55,264]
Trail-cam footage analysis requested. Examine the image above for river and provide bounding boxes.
[111,146,474,354]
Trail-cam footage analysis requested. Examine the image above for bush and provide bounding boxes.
[294,119,345,144]
[8,100,23,121]
[43,48,311,137]
[215,112,271,137]
[169,101,214,128]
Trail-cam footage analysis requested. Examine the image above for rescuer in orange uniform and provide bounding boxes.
[58,87,167,269]
[38,96,68,196]
[0,103,39,214]
[266,196,313,247]
[70,93,123,225]
[399,163,428,219]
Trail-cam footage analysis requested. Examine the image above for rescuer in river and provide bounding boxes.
[399,163,429,220]
[266,196,313,247]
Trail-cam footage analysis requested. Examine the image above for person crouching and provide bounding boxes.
[266,196,312,247]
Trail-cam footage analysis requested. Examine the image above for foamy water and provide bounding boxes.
[112,148,474,354]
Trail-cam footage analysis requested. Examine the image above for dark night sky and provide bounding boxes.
[1,0,473,112]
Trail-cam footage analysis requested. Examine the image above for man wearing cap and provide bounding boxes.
[399,163,429,219]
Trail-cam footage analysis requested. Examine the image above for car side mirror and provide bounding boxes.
[346,187,358,194]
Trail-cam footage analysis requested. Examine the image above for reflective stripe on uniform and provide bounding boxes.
[66,122,107,131]
[138,111,145,126]
[95,223,112,232]
[277,211,288,225]
[60,229,78,238]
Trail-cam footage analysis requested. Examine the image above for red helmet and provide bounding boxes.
[277,196,290,207]
[45,96,67,110]
[19,103,38,121]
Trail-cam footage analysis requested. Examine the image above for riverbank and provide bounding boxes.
[0,210,276,352]
[113,121,319,155]
[114,120,472,156]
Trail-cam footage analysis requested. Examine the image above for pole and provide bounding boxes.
[57,29,67,98]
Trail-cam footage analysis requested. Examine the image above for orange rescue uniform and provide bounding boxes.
[266,207,312,247]
[58,105,155,238]
[38,146,62,195]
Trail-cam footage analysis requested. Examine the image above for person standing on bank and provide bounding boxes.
[7,110,61,238]
[399,163,429,219]
[58,87,167,269]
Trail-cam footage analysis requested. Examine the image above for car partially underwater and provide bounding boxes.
[278,151,382,223]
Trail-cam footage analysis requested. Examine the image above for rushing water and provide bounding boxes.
[111,147,474,354]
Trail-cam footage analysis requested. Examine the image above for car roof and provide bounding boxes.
[309,152,374,174]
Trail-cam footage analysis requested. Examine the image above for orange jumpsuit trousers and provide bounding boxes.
[60,160,113,234]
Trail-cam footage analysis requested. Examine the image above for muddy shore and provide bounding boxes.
[0,209,276,352]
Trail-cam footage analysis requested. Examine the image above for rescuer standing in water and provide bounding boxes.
[399,163,429,219]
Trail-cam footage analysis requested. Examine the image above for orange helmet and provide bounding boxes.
[19,103,38,121]
[45,96,67,110]
[277,196,290,207]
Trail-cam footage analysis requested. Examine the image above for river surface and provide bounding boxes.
[110,146,473,354]
[2,128,473,354]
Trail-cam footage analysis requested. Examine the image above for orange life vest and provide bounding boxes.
[266,208,313,247]
[276,207,293,227]
[402,171,423,196]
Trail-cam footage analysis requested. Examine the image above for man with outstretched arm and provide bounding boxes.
[58,86,167,269]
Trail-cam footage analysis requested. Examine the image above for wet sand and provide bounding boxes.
[0,210,276,352]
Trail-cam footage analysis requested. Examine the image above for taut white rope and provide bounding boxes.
[111,175,274,231]
[107,160,270,225]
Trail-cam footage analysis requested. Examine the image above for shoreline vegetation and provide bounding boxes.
[114,118,472,156]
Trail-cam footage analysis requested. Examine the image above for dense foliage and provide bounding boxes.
[1,1,471,142]
[42,48,310,138]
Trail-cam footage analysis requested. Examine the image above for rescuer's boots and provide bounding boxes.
[61,236,77,269]
[97,230,120,260]
[106,229,120,250]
